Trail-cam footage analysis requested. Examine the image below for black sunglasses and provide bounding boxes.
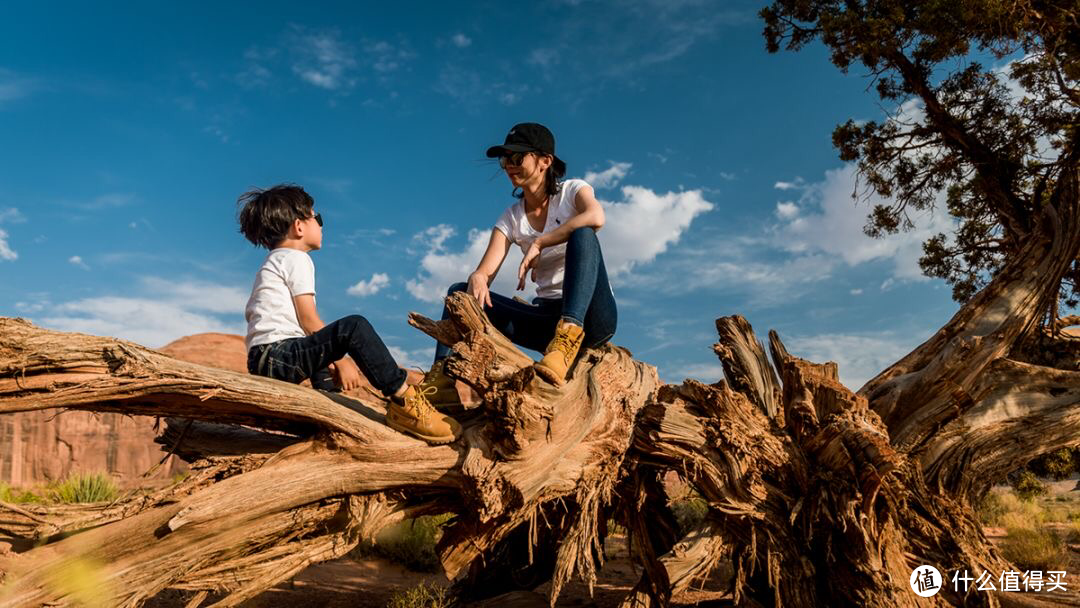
[311,212,323,227]
[499,151,529,168]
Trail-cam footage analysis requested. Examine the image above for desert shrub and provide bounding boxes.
[670,494,709,535]
[978,490,1044,528]
[48,472,119,504]
[0,483,46,504]
[1009,471,1048,502]
[386,582,449,608]
[1001,527,1066,572]
[353,514,452,572]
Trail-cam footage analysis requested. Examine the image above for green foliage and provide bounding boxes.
[385,582,449,608]
[0,482,46,504]
[670,494,709,536]
[1009,470,1048,502]
[1027,447,1080,480]
[353,514,452,573]
[48,472,119,504]
[1001,527,1066,572]
[762,0,1080,306]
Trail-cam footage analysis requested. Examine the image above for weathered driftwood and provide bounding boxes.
[2,173,1080,608]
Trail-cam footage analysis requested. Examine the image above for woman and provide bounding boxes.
[426,122,617,398]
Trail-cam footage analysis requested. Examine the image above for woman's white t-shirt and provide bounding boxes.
[494,178,589,300]
[244,248,316,350]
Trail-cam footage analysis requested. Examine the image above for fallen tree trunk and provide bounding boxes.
[1,261,1078,607]
[0,293,656,607]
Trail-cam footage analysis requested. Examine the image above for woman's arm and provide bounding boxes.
[468,228,512,307]
[517,184,605,288]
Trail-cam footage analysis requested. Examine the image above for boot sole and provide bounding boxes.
[533,362,566,387]
[386,417,457,445]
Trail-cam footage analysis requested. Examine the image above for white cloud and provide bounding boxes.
[669,361,724,384]
[347,272,390,297]
[528,48,559,68]
[406,184,714,304]
[584,162,632,190]
[364,39,415,74]
[0,228,15,261]
[598,185,714,275]
[772,164,953,282]
[451,33,472,48]
[290,28,358,90]
[0,208,24,223]
[435,64,530,112]
[68,255,89,270]
[0,68,35,106]
[387,345,435,370]
[773,178,806,191]
[406,227,516,304]
[775,201,798,220]
[31,277,248,348]
[784,331,924,391]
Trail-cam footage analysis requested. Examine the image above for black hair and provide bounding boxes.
[237,184,315,249]
[513,153,565,201]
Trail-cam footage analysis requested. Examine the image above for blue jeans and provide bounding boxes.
[434,227,618,360]
[247,314,407,397]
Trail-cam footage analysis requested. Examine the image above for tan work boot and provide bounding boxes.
[418,359,463,409]
[386,385,462,444]
[533,320,585,387]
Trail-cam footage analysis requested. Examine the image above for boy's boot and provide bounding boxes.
[533,320,585,387]
[386,385,462,444]
[419,359,463,409]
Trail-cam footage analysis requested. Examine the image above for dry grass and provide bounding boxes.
[351,514,453,572]
[980,482,1077,573]
[1000,527,1067,572]
[385,582,449,608]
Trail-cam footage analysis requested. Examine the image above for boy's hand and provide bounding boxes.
[330,358,363,391]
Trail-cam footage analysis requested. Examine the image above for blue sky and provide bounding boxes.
[0,0,964,388]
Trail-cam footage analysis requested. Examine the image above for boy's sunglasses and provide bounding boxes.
[310,213,323,227]
[499,151,529,169]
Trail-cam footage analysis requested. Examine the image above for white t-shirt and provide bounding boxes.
[494,178,589,300]
[244,248,316,350]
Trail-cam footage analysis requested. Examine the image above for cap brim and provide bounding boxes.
[486,144,534,158]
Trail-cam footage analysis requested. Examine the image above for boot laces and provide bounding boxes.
[550,328,582,358]
[406,385,439,420]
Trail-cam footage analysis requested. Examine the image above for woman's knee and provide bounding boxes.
[569,226,598,245]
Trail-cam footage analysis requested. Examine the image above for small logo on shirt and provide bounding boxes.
[555,218,560,224]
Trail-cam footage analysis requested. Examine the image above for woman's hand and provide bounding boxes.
[518,241,541,290]
[468,271,493,308]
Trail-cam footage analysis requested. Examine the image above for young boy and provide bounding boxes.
[238,184,460,445]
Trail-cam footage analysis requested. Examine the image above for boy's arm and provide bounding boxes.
[292,295,363,390]
[293,294,325,334]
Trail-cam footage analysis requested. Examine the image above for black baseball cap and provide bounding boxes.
[486,122,567,175]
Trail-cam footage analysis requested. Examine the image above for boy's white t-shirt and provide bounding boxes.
[494,178,589,300]
[244,248,315,350]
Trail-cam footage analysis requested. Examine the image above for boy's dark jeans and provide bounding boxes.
[247,314,406,397]
[434,227,618,361]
